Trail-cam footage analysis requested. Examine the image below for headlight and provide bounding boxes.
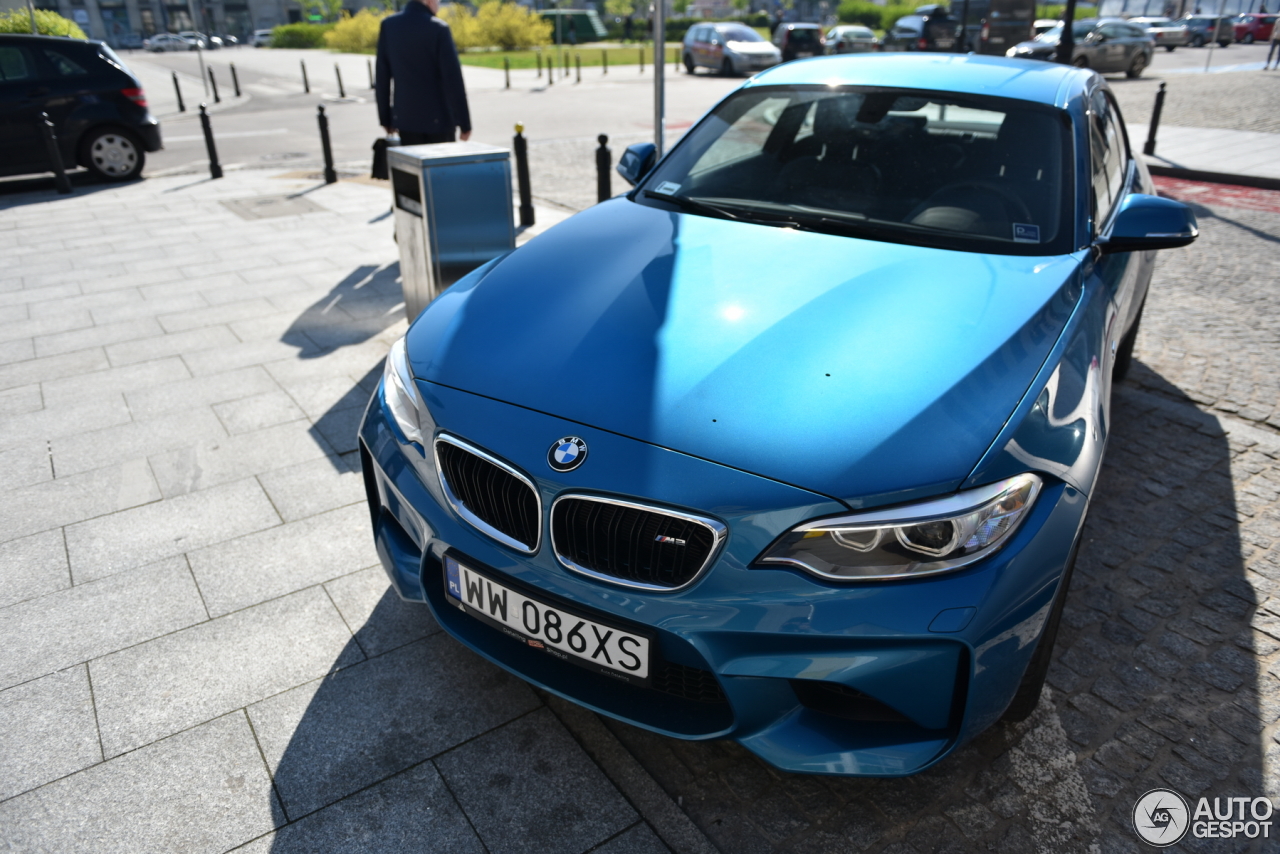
[755,473,1042,581]
[382,336,425,446]
[1006,47,1018,56]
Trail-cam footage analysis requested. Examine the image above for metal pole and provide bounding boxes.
[1203,41,1214,72]
[653,0,664,157]
[301,59,310,93]
[172,71,186,112]
[318,104,337,184]
[368,58,374,88]
[27,0,37,33]
[230,63,240,97]
[208,66,220,103]
[564,51,569,77]
[596,133,611,203]
[537,49,542,78]
[1054,0,1078,63]
[38,112,72,194]
[514,122,535,226]
[1143,82,1166,155]
[505,56,511,89]
[199,103,222,179]
[603,48,608,74]
[196,42,209,97]
[575,53,581,82]
[336,63,345,98]
[639,45,644,73]
[547,55,553,86]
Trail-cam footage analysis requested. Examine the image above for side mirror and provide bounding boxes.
[616,142,657,187]
[1097,193,1198,254]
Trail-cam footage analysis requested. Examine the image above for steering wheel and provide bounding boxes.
[927,180,1033,224]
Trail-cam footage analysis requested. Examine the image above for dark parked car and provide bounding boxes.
[882,6,959,51]
[1179,15,1232,47]
[1006,18,1153,77]
[771,22,825,61]
[0,34,161,181]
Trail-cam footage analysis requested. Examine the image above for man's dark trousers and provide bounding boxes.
[400,131,455,145]
[376,1,471,139]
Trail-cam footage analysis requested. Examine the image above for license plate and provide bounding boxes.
[796,51,814,57]
[445,555,650,683]
[936,38,955,48]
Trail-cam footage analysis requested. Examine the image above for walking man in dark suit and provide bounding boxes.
[376,0,472,144]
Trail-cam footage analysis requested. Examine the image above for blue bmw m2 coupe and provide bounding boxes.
[358,53,1198,776]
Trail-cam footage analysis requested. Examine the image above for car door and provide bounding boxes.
[0,40,53,176]
[1094,24,1128,70]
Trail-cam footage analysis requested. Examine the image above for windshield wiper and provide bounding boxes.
[642,190,742,221]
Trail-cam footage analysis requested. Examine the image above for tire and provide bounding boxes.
[1218,40,1231,48]
[1165,44,1175,52]
[1112,297,1145,382]
[721,57,735,76]
[683,52,695,73]
[1243,32,1255,43]
[1001,536,1083,722]
[1072,55,1088,68]
[81,127,145,182]
[1126,52,1147,78]
[1192,34,1205,46]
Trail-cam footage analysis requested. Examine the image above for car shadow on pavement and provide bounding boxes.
[280,262,404,468]
[0,171,129,205]
[592,363,1267,853]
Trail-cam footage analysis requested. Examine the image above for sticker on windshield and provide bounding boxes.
[1013,223,1041,243]
[654,181,682,196]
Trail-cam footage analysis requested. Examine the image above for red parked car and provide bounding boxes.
[1233,13,1276,43]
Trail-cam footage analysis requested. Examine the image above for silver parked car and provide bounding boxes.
[252,29,274,47]
[1006,18,1154,77]
[826,24,879,53]
[682,22,781,76]
[1130,17,1189,51]
[143,33,190,52]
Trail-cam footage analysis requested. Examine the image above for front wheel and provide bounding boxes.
[1001,538,1082,722]
[1165,44,1176,51]
[721,57,735,76]
[1218,40,1231,47]
[1113,298,1145,382]
[1192,34,1205,46]
[81,127,145,181]
[683,52,695,73]
[1126,52,1147,77]
[1243,32,1255,43]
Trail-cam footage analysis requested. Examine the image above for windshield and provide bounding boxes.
[719,25,763,42]
[1036,20,1094,40]
[789,28,821,44]
[637,85,1073,255]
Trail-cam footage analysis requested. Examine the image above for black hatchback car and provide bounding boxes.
[0,34,161,182]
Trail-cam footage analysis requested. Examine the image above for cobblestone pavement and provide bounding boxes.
[595,187,1280,853]
[1110,70,1280,135]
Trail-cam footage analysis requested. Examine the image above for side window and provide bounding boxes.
[43,49,88,77]
[0,45,35,82]
[1088,91,1129,230]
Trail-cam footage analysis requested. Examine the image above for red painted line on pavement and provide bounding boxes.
[1153,175,1280,215]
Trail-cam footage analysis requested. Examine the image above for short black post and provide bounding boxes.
[335,63,345,98]
[639,46,644,73]
[563,52,569,77]
[199,103,223,179]
[367,58,374,88]
[504,56,510,89]
[514,122,534,227]
[38,112,72,194]
[230,63,241,98]
[536,50,542,78]
[595,133,611,203]
[602,49,608,75]
[172,71,185,112]
[317,104,337,184]
[1143,82,1166,156]
[301,59,309,93]
[547,56,553,86]
[575,53,581,83]
[208,67,220,103]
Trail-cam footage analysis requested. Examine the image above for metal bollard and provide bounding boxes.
[317,104,336,185]
[367,58,374,89]
[336,63,346,98]
[547,55,553,86]
[504,56,510,89]
[602,49,608,75]
[301,59,309,93]
[38,112,72,194]
[208,67,220,103]
[230,63,240,98]
[673,47,679,71]
[1143,82,1166,156]
[172,71,185,112]
[536,50,542,78]
[564,52,569,77]
[596,133,611,203]
[575,53,581,83]
[514,122,535,227]
[639,46,644,74]
[199,103,223,179]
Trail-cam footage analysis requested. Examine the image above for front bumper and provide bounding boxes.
[359,381,1088,776]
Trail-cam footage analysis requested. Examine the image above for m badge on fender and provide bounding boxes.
[547,436,588,472]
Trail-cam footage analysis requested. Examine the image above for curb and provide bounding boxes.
[541,692,721,854]
[1146,163,1280,192]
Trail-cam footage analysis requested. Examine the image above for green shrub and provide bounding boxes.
[270,22,335,48]
[0,8,86,37]
[323,8,386,52]
[443,3,551,50]
[836,1,884,27]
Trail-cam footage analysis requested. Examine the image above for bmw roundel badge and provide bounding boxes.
[547,436,588,472]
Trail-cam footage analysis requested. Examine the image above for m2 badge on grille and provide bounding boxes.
[445,555,649,683]
[547,436,588,472]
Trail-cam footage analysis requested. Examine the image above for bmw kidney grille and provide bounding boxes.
[434,436,541,553]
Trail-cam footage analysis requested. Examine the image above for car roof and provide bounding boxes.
[747,53,1082,107]
[0,33,99,46]
[783,22,822,28]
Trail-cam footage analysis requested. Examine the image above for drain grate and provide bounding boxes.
[221,195,326,220]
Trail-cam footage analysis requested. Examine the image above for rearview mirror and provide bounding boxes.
[616,142,657,187]
[1097,193,1198,254]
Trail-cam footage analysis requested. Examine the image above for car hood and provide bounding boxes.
[407,199,1082,508]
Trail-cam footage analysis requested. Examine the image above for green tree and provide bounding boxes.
[299,0,343,23]
[605,0,637,19]
[0,8,86,37]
